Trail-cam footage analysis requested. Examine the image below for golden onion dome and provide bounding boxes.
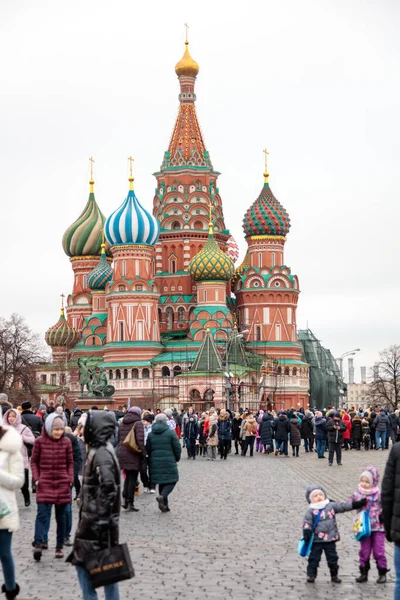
[175,41,199,78]
[45,308,80,348]
[188,224,235,282]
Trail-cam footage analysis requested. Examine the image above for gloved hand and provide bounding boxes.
[352,498,367,509]
[303,529,312,542]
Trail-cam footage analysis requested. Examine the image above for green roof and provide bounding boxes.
[191,330,222,372]
[277,359,309,366]
[151,351,198,364]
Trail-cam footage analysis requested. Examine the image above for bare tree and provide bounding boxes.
[368,345,400,409]
[0,314,47,402]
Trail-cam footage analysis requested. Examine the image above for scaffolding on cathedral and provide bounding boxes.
[298,329,340,409]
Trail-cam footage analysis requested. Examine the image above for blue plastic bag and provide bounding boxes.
[353,508,371,541]
[298,510,322,558]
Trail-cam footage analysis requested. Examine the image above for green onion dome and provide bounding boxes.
[62,180,107,257]
[45,309,80,347]
[188,223,235,282]
[87,243,113,291]
[243,174,291,237]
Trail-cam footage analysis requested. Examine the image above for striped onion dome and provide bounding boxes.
[188,224,235,282]
[45,309,80,348]
[105,178,159,247]
[87,243,113,290]
[62,181,107,257]
[243,178,291,237]
[227,234,239,263]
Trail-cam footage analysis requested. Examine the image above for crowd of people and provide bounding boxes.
[2,393,400,599]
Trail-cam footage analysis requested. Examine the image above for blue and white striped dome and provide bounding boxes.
[105,187,160,247]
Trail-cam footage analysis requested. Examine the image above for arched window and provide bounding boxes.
[173,365,182,377]
[142,368,150,379]
[119,322,124,341]
[116,369,121,380]
[193,220,204,229]
[162,366,171,378]
[131,368,138,379]
[172,221,180,230]
[92,336,96,345]
[166,307,174,331]
[123,369,128,379]
[292,367,297,376]
[118,285,125,291]
[277,367,282,375]
[284,367,290,376]
[255,326,261,341]
[178,307,185,322]
[109,370,113,380]
[158,308,162,323]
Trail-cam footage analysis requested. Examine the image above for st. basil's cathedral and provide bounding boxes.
[38,36,310,411]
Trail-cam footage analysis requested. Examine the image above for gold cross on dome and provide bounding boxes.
[263,148,269,172]
[184,22,189,43]
[60,293,65,309]
[128,156,134,177]
[208,200,213,224]
[89,156,95,179]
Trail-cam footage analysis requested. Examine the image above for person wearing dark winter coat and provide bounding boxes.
[326,413,346,466]
[301,412,314,452]
[382,441,400,595]
[314,412,327,458]
[20,401,43,436]
[374,409,389,450]
[274,413,290,456]
[217,410,232,459]
[67,410,121,600]
[117,406,145,511]
[368,411,377,449]
[63,427,83,545]
[184,414,199,460]
[231,413,243,455]
[146,413,181,512]
[302,484,366,583]
[31,413,73,561]
[258,413,274,453]
[289,415,301,457]
[351,414,363,450]
[70,408,83,432]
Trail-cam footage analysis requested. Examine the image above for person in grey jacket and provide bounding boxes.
[302,484,366,583]
[374,409,389,450]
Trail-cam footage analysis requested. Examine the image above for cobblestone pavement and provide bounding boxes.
[5,446,396,600]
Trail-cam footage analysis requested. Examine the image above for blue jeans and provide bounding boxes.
[395,544,400,600]
[76,565,120,600]
[65,502,72,538]
[277,441,288,455]
[0,530,15,591]
[316,439,326,457]
[34,503,67,548]
[376,431,387,449]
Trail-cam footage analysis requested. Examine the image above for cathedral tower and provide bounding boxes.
[152,34,232,335]
[103,165,162,363]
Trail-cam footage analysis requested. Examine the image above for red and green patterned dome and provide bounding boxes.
[243,179,291,237]
[45,309,80,348]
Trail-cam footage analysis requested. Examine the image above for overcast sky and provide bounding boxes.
[1,0,399,381]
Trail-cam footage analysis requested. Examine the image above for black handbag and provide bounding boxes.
[83,542,134,588]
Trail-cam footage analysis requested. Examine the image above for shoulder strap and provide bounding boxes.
[312,509,323,531]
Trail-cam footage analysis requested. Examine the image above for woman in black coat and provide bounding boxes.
[231,413,243,455]
[118,406,145,511]
[258,413,273,453]
[289,416,301,457]
[68,411,121,599]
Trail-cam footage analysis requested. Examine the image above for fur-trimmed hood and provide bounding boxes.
[0,425,22,454]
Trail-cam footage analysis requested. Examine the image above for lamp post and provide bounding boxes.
[337,348,360,409]
[337,349,361,380]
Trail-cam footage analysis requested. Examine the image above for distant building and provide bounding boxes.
[347,382,371,409]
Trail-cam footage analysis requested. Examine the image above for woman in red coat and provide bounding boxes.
[31,413,73,561]
[342,411,352,450]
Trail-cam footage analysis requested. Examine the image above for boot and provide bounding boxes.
[156,495,167,512]
[376,567,389,584]
[122,498,129,509]
[33,545,42,562]
[329,565,341,583]
[127,502,139,512]
[355,564,369,583]
[2,583,20,599]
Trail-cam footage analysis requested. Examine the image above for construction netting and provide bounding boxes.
[298,329,341,409]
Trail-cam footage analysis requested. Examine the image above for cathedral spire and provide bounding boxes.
[161,31,211,170]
